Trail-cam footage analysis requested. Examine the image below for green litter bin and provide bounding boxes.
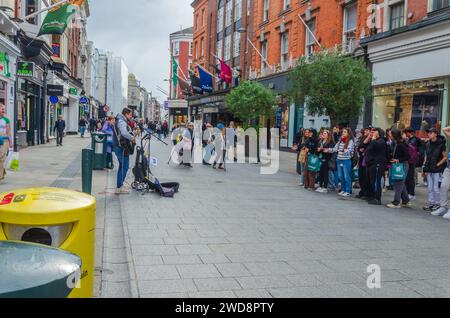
[0,241,82,298]
[91,132,107,170]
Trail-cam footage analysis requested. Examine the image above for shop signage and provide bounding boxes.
[17,61,34,78]
[47,84,64,96]
[52,43,61,58]
[0,52,10,78]
[69,88,78,96]
[49,96,59,104]
[164,101,169,110]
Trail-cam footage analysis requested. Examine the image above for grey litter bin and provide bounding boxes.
[91,132,107,170]
[0,241,82,298]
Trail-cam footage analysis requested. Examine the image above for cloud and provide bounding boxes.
[87,0,193,101]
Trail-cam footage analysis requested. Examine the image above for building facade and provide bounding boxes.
[106,53,129,116]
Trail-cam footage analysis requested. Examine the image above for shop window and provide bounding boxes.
[0,81,6,106]
[390,2,405,30]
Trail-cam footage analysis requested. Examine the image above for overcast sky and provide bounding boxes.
[87,0,193,101]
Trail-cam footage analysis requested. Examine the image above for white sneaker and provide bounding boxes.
[431,207,448,216]
[408,195,416,201]
[321,189,328,193]
[316,187,323,192]
[387,203,401,209]
[443,212,450,220]
[338,191,345,196]
[298,183,304,187]
[342,193,351,197]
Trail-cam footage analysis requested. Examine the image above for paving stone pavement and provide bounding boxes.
[114,138,450,298]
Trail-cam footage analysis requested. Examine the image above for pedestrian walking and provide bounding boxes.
[316,129,335,193]
[113,108,135,194]
[227,121,237,163]
[79,117,87,138]
[365,128,388,205]
[162,120,169,138]
[89,117,96,134]
[54,115,66,147]
[431,126,450,220]
[386,129,411,209]
[212,123,226,170]
[102,116,116,170]
[422,128,447,212]
[0,104,12,180]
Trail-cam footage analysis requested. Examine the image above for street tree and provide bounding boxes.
[225,80,277,162]
[288,50,373,126]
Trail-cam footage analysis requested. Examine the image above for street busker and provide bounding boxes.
[386,129,411,209]
[102,116,116,170]
[364,128,388,205]
[54,115,66,147]
[113,108,135,195]
[422,128,447,212]
[79,117,87,138]
[316,130,335,193]
[355,127,372,200]
[212,123,226,170]
[327,128,355,197]
[301,129,318,190]
[431,126,450,220]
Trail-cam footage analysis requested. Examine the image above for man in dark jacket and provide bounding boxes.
[404,127,421,200]
[365,128,388,205]
[422,128,447,212]
[54,115,66,147]
[356,127,371,200]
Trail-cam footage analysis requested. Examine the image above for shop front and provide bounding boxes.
[168,99,188,127]
[362,11,450,136]
[189,90,237,126]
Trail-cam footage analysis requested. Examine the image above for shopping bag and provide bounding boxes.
[390,163,406,181]
[352,167,359,181]
[307,154,321,172]
[7,151,19,171]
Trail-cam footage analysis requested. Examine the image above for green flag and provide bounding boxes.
[38,3,78,36]
[172,57,178,88]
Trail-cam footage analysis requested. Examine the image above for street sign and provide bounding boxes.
[49,96,59,104]
[103,106,110,112]
[17,62,35,77]
[47,85,64,96]
[79,97,89,104]
[69,88,78,96]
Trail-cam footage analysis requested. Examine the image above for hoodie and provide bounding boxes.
[423,135,447,173]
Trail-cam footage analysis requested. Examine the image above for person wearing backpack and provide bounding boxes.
[386,129,411,209]
[432,126,450,220]
[422,128,447,212]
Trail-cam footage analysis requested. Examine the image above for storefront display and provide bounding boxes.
[373,79,445,137]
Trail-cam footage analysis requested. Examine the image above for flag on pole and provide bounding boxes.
[189,71,203,95]
[38,0,85,36]
[179,77,191,96]
[219,59,233,84]
[172,56,179,88]
[198,65,213,93]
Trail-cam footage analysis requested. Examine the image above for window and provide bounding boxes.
[26,0,37,24]
[189,42,193,56]
[390,2,405,30]
[283,0,291,11]
[173,41,180,56]
[224,34,232,61]
[247,0,251,16]
[343,3,357,53]
[281,32,289,69]
[226,0,233,27]
[195,14,199,31]
[432,0,450,11]
[217,39,223,60]
[261,41,268,70]
[234,31,241,58]
[202,9,206,27]
[200,38,204,57]
[305,19,316,57]
[263,0,269,21]
[234,0,242,22]
[218,1,225,33]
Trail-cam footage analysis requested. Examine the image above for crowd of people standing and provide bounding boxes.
[294,125,450,220]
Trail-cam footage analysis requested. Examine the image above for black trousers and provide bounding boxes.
[367,164,386,201]
[56,130,64,145]
[406,163,416,196]
[318,161,329,188]
[358,165,369,197]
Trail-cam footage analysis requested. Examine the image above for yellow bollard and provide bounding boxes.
[0,188,96,298]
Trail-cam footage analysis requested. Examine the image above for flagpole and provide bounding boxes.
[196,61,220,81]
[23,0,72,21]
[297,13,323,50]
[243,37,275,71]
[168,49,188,81]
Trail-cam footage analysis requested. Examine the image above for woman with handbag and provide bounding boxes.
[316,130,335,193]
[386,129,411,209]
[301,129,318,190]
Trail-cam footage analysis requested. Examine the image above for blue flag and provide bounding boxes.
[198,66,213,93]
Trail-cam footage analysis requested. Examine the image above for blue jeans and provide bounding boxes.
[80,127,86,137]
[114,147,130,189]
[337,159,352,194]
[328,170,338,189]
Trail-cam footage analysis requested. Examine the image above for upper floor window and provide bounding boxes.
[235,0,242,22]
[218,2,225,33]
[26,0,38,25]
[202,9,206,27]
[283,0,291,11]
[226,0,233,27]
[432,0,450,11]
[263,0,269,22]
[189,42,193,56]
[173,42,180,56]
[281,32,289,69]
[305,19,316,57]
[390,1,405,30]
[247,0,251,16]
[343,2,357,52]
[224,34,232,61]
[234,31,241,58]
[217,39,223,60]
[261,40,268,70]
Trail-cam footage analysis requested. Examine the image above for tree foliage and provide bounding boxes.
[225,80,277,125]
[288,50,372,125]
